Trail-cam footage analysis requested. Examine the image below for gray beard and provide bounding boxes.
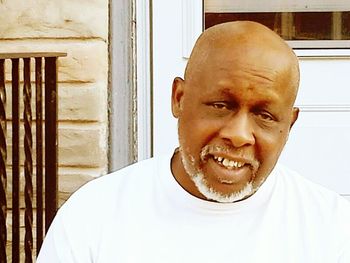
[179,147,256,203]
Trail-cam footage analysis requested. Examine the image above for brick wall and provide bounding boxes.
[0,0,110,203]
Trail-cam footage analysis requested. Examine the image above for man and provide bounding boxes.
[37,21,350,262]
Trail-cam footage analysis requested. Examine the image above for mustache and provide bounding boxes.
[200,145,260,172]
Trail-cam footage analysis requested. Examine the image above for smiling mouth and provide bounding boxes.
[212,155,246,169]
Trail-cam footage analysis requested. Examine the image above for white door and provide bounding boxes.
[151,0,350,199]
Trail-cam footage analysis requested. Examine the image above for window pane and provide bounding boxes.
[204,0,350,45]
[294,12,332,40]
[343,12,350,37]
[205,13,280,32]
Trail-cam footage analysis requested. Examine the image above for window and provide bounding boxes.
[204,0,350,48]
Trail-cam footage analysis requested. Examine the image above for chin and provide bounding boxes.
[192,172,255,203]
[180,147,256,203]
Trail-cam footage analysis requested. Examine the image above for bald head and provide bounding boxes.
[171,21,301,203]
[184,21,300,101]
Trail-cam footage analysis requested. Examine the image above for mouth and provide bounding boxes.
[204,153,255,185]
[193,145,260,187]
[200,145,258,171]
[212,155,245,169]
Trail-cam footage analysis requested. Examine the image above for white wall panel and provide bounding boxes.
[280,111,350,195]
[296,57,350,106]
[152,0,190,156]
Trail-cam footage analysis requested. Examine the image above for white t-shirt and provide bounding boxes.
[37,152,350,263]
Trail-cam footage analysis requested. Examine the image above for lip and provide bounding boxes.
[207,153,254,167]
[205,156,253,185]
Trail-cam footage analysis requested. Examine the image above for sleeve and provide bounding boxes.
[337,198,350,263]
[338,241,350,263]
[36,175,116,262]
[36,208,93,263]
[36,213,76,262]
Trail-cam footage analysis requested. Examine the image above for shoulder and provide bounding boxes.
[41,155,171,260]
[275,164,349,205]
[274,164,350,253]
[274,163,350,225]
[61,156,164,211]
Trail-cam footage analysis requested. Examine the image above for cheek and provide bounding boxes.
[256,128,289,163]
[178,115,218,153]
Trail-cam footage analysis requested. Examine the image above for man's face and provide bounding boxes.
[172,45,298,202]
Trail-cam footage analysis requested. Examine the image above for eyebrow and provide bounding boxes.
[211,87,281,109]
[251,101,276,109]
[218,87,278,100]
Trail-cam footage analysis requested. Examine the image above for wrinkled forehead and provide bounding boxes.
[188,42,296,82]
[185,43,299,106]
[185,22,299,82]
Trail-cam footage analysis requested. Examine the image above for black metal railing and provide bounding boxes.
[0,52,66,262]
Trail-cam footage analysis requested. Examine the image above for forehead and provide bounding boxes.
[186,46,295,104]
[189,43,292,80]
[193,79,281,107]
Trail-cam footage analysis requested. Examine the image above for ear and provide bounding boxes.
[289,107,299,130]
[171,77,185,118]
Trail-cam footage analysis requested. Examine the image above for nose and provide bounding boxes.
[219,112,255,147]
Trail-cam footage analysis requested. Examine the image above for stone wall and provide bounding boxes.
[1,1,110,259]
[0,0,109,203]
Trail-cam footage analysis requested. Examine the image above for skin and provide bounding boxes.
[171,21,300,202]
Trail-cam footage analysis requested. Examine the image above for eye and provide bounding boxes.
[210,102,230,110]
[257,111,275,122]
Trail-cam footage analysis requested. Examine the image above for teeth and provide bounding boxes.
[222,158,230,166]
[213,155,245,169]
[228,160,235,167]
